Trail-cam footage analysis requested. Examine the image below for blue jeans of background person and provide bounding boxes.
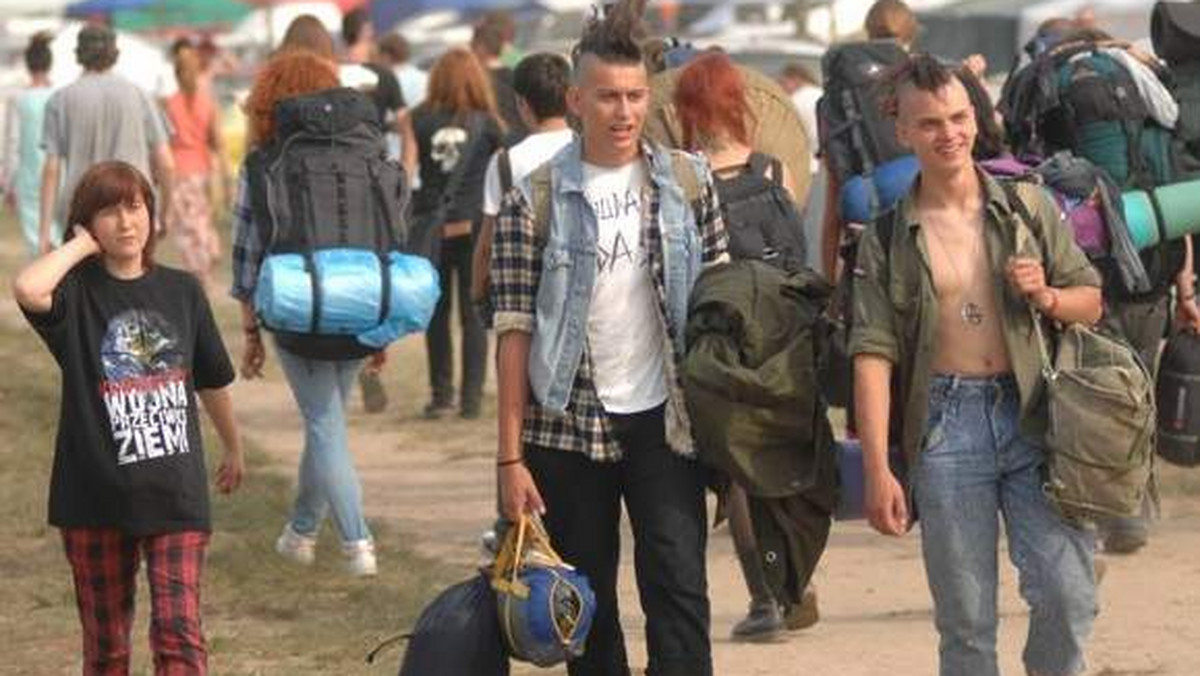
[525,406,711,676]
[914,374,1097,676]
[276,345,371,544]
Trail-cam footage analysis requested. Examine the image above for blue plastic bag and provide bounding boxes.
[254,249,439,348]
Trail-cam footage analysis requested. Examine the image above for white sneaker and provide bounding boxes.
[343,539,377,577]
[275,524,317,566]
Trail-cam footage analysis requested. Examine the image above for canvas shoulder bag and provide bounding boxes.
[1006,181,1157,521]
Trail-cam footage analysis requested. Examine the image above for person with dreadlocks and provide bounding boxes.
[489,0,728,673]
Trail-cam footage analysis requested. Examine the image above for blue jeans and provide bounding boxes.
[914,374,1097,676]
[275,346,371,544]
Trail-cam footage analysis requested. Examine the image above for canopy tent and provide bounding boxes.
[111,0,253,31]
[65,0,154,14]
[918,0,1156,77]
[371,0,531,33]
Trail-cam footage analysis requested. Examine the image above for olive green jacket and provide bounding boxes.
[849,170,1102,472]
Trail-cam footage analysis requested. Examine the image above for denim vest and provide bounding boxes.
[525,139,705,412]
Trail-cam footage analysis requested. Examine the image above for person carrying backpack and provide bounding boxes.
[818,0,919,281]
[231,50,401,577]
[855,54,1102,676]
[491,1,728,672]
[1002,21,1200,554]
[673,50,826,641]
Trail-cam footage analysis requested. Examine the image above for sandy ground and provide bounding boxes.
[229,328,1200,676]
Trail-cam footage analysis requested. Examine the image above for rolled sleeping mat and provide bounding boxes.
[254,249,440,338]
[839,155,920,224]
[1124,190,1160,250]
[1125,179,1200,250]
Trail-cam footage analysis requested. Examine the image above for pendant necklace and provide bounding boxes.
[927,224,985,327]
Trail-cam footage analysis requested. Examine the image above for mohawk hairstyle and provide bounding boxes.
[572,0,648,69]
[879,52,959,118]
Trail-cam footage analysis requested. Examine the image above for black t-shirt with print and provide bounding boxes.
[22,260,235,536]
[411,107,503,224]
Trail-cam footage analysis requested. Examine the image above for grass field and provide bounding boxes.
[0,217,445,676]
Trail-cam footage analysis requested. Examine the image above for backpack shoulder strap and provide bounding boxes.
[1000,179,1040,237]
[527,163,553,242]
[999,179,1055,258]
[498,148,513,196]
[877,207,898,259]
[769,157,785,187]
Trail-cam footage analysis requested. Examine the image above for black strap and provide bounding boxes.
[769,157,784,187]
[368,161,397,325]
[1000,180,1036,229]
[497,148,513,196]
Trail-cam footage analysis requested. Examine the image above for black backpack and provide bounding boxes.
[713,152,808,272]
[817,40,911,218]
[1001,41,1187,303]
[246,87,410,361]
[1000,39,1180,190]
[1153,1,1200,176]
[1156,330,1200,467]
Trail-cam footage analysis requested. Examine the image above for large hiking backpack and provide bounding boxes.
[246,87,438,361]
[713,152,808,272]
[1153,1,1200,176]
[1002,43,1187,301]
[818,40,917,223]
[1001,40,1180,190]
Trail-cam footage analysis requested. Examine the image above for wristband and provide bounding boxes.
[497,457,524,468]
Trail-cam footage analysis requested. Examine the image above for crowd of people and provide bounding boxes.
[6,0,1196,674]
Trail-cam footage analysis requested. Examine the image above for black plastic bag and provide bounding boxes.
[397,573,510,676]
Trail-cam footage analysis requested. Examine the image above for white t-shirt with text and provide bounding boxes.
[482,128,575,216]
[582,159,668,414]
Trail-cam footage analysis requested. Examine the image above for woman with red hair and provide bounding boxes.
[674,50,818,642]
[230,49,382,576]
[411,47,505,420]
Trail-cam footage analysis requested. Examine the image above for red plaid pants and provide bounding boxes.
[61,528,209,676]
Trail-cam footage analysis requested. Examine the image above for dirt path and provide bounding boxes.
[227,313,1200,676]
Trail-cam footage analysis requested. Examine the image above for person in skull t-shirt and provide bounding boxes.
[411,47,504,420]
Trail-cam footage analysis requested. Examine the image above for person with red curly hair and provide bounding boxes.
[230,47,382,577]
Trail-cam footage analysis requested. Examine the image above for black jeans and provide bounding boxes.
[425,234,487,408]
[526,406,712,676]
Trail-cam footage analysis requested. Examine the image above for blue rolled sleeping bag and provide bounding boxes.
[254,249,440,348]
[839,155,920,224]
